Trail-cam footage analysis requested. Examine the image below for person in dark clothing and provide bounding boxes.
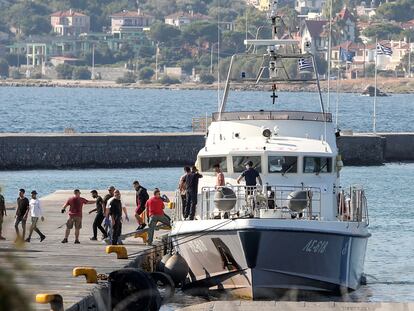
[88,190,107,241]
[184,166,203,220]
[15,189,29,241]
[106,189,129,245]
[0,187,6,240]
[178,166,191,215]
[237,161,263,195]
[133,180,149,230]
[102,186,115,236]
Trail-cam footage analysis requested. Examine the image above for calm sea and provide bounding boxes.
[0,164,413,303]
[0,87,413,133]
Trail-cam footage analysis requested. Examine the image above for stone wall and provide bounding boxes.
[0,132,413,170]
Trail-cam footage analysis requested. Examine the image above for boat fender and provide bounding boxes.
[164,253,189,287]
[108,268,161,311]
[157,253,172,272]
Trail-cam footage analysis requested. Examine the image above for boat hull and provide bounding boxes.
[171,225,369,299]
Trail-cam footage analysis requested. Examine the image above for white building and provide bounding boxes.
[50,9,90,36]
[295,0,326,14]
[164,11,210,28]
[110,10,154,38]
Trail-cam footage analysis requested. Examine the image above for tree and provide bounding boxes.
[149,22,182,45]
[159,75,181,84]
[199,73,215,84]
[322,0,343,18]
[138,67,154,80]
[0,59,9,77]
[376,0,414,22]
[116,72,136,84]
[181,22,221,45]
[55,64,74,79]
[362,23,402,40]
[72,67,91,80]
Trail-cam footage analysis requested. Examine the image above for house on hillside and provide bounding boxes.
[334,7,356,43]
[165,11,210,28]
[356,2,376,19]
[50,9,90,36]
[300,19,329,56]
[110,10,154,38]
[295,0,326,15]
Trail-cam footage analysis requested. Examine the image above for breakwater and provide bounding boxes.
[0,132,413,169]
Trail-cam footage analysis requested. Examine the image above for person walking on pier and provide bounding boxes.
[0,187,6,240]
[133,181,149,231]
[106,189,129,245]
[146,189,171,246]
[88,190,107,241]
[15,189,29,241]
[25,191,45,243]
[61,189,95,244]
[178,166,191,215]
[103,186,115,237]
[184,166,203,220]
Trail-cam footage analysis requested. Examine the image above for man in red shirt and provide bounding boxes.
[145,189,171,246]
[61,189,95,244]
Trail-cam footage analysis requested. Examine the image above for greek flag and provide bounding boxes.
[376,43,393,56]
[298,58,313,71]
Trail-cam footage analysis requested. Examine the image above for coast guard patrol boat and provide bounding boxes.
[170,1,370,299]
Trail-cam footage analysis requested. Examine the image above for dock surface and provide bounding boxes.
[0,190,172,310]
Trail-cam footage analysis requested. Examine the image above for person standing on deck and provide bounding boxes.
[133,180,149,231]
[213,164,225,188]
[0,187,6,240]
[61,189,95,244]
[106,189,129,245]
[25,191,46,243]
[15,189,29,241]
[184,166,203,220]
[178,166,191,215]
[237,160,262,193]
[88,190,107,241]
[146,189,171,246]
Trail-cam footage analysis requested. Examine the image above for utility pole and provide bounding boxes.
[210,44,213,74]
[408,37,411,78]
[92,44,95,80]
[155,42,159,81]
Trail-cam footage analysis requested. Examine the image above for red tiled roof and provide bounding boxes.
[51,10,87,17]
[336,7,355,22]
[332,41,366,50]
[303,20,328,38]
[110,10,153,18]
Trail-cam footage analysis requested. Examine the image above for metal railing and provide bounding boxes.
[192,117,212,132]
[337,186,369,224]
[174,184,322,221]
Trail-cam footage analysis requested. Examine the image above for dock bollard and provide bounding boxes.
[134,231,148,243]
[36,293,64,311]
[72,267,98,283]
[106,245,128,259]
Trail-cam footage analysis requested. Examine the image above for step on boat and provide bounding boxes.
[169,0,370,299]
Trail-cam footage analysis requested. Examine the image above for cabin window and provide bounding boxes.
[268,156,297,173]
[303,157,332,173]
[200,157,227,172]
[232,156,262,173]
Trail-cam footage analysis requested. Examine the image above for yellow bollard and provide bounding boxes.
[72,267,98,283]
[167,202,175,209]
[36,293,64,311]
[134,231,148,243]
[106,245,128,259]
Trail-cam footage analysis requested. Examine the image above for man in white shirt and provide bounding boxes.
[25,190,46,243]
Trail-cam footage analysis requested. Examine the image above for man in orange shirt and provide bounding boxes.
[145,189,171,246]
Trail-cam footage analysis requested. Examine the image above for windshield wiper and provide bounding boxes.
[282,161,297,176]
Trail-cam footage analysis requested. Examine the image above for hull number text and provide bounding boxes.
[302,240,329,254]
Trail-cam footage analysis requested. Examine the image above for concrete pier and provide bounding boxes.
[0,190,171,310]
[0,132,413,169]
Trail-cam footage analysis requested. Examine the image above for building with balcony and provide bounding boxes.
[50,9,90,36]
[165,11,210,28]
[110,10,154,38]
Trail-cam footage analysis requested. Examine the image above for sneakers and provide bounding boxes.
[0,236,6,240]
[90,237,97,241]
[61,238,68,243]
[137,223,147,230]
[25,238,31,243]
[74,240,80,244]
[40,235,46,242]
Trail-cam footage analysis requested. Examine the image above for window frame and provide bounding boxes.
[268,155,298,174]
[303,156,332,174]
[199,156,228,173]
[232,155,262,173]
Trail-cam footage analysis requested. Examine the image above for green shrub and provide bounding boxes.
[116,71,136,84]
[72,66,91,80]
[159,75,181,85]
[138,67,154,81]
[199,73,215,84]
[56,64,73,79]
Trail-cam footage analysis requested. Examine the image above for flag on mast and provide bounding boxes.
[298,58,313,71]
[376,43,393,56]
